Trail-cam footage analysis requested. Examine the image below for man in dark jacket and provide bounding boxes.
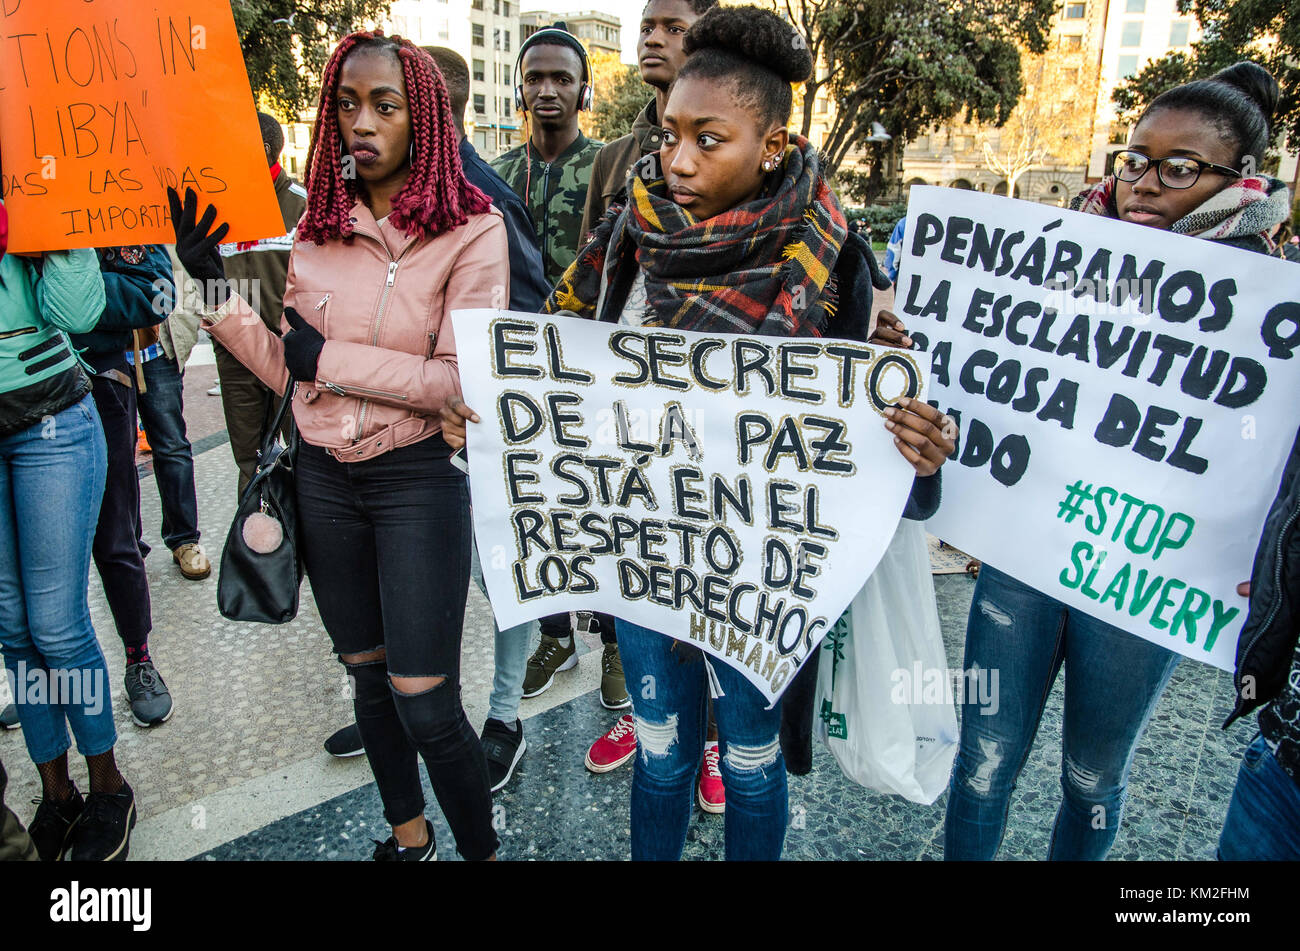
[69,245,176,729]
[1219,426,1300,859]
[424,47,548,314]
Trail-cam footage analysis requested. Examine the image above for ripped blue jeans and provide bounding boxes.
[944,563,1181,860]
[616,619,787,861]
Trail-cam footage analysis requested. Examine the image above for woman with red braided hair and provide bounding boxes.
[170,31,507,861]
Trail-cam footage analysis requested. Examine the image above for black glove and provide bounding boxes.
[167,186,230,308]
[282,306,325,382]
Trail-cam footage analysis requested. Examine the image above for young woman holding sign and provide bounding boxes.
[442,6,956,860]
[944,62,1292,861]
[171,33,506,862]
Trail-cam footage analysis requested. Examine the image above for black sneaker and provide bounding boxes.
[64,781,136,861]
[28,785,85,861]
[124,661,174,727]
[481,718,527,793]
[324,723,365,758]
[1,703,19,729]
[372,819,437,861]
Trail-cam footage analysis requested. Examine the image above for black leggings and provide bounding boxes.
[297,436,496,860]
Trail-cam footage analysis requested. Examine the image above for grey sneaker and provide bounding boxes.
[124,662,174,727]
[599,643,631,710]
[521,635,577,698]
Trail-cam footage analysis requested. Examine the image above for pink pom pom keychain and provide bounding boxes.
[241,510,284,554]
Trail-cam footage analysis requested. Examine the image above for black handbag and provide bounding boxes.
[217,381,304,623]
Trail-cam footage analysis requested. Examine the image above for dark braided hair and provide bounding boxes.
[299,31,491,245]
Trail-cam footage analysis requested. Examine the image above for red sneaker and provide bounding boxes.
[584,714,637,773]
[697,742,725,813]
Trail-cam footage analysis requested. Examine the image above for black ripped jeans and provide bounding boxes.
[297,436,497,860]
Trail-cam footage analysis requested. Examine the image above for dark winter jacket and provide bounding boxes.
[1225,424,1300,781]
[460,139,549,312]
[68,245,175,372]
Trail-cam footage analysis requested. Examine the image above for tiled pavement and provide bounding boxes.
[1,337,1258,861]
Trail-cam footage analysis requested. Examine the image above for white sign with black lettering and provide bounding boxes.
[452,310,928,703]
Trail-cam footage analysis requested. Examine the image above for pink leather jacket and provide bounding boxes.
[205,201,508,462]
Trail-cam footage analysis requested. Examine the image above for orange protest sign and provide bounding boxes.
[0,0,284,253]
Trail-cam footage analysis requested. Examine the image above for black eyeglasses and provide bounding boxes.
[1112,149,1242,190]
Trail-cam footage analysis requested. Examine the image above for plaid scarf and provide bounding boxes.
[1070,174,1291,249]
[548,136,847,336]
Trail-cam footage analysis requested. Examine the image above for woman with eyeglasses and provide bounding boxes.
[944,62,1293,860]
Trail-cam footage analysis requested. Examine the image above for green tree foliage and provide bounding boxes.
[1112,0,1299,149]
[589,53,650,142]
[832,167,873,203]
[232,0,393,120]
[771,0,1056,178]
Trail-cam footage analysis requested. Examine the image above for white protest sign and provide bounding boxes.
[898,186,1300,670]
[453,310,928,703]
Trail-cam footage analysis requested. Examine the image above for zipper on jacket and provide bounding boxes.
[315,293,331,310]
[353,248,412,443]
[540,160,552,268]
[319,380,409,401]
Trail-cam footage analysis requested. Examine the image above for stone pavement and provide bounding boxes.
[0,336,1258,861]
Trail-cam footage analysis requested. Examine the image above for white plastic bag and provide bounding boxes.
[814,518,958,804]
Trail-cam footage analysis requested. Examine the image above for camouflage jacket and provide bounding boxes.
[492,132,602,288]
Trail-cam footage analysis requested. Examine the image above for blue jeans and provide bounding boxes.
[616,619,787,861]
[1218,733,1300,860]
[135,354,199,549]
[944,563,1181,860]
[0,395,117,764]
[469,542,536,724]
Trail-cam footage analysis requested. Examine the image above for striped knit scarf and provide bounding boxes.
[1070,174,1291,249]
[548,136,847,336]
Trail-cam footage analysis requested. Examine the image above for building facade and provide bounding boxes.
[387,0,526,158]
[888,0,1109,204]
[1086,0,1200,179]
[520,9,621,55]
[855,0,1212,203]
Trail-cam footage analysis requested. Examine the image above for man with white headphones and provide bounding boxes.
[491,23,603,288]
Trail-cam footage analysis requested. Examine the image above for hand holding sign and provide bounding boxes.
[439,397,479,450]
[168,186,229,307]
[884,397,956,476]
[869,309,914,349]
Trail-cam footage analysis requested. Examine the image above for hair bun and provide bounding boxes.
[683,5,813,84]
[1211,62,1279,125]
